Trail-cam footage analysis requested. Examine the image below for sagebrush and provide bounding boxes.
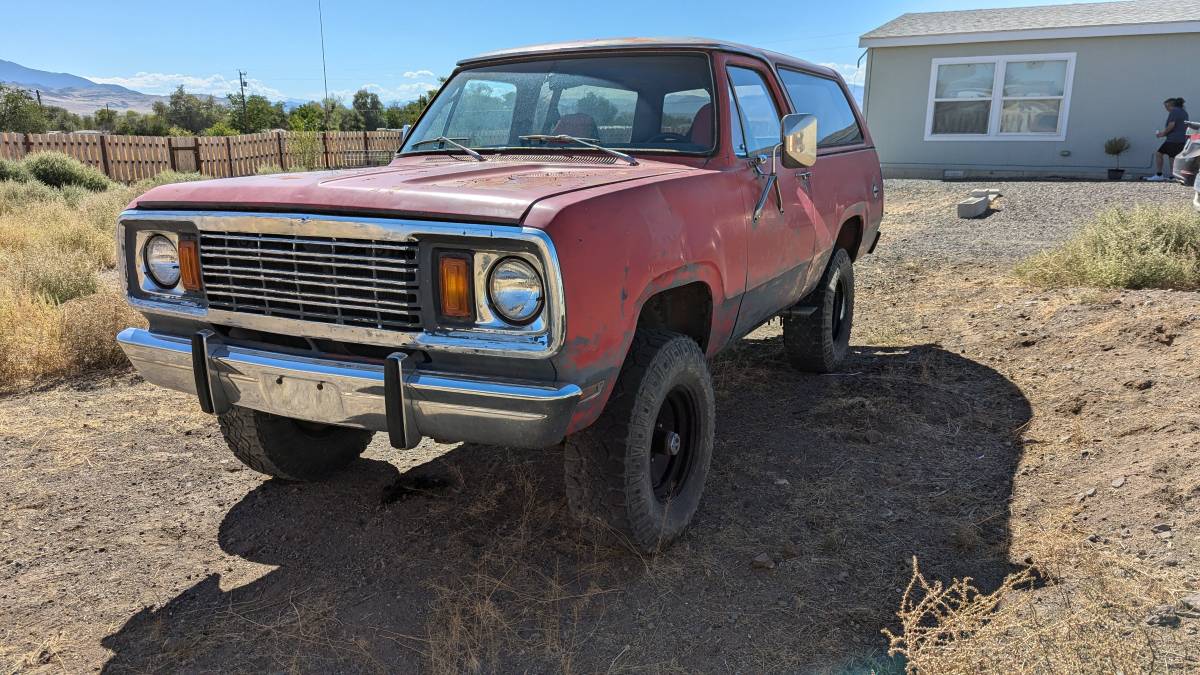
[21,152,113,191]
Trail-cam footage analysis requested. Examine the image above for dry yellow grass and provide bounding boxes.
[0,170,203,392]
[1017,205,1200,290]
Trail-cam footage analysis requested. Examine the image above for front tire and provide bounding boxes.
[563,329,715,553]
[783,248,855,373]
[218,406,373,481]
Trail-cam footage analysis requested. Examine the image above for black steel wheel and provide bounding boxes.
[783,248,855,373]
[563,329,716,552]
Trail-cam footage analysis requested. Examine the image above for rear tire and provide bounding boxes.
[218,406,373,481]
[783,248,855,373]
[563,329,715,553]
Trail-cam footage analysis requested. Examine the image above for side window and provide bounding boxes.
[778,69,863,147]
[727,66,782,156]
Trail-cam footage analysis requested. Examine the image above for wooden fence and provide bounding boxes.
[0,130,404,182]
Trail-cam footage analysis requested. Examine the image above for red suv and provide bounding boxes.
[117,38,883,551]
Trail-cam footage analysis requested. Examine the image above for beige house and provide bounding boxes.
[859,0,1200,178]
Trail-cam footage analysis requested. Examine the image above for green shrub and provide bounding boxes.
[0,158,32,183]
[22,152,112,191]
[202,121,239,136]
[1017,206,1200,290]
[255,163,284,175]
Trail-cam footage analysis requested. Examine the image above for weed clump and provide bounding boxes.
[1017,206,1200,290]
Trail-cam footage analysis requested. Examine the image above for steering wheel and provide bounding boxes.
[645,132,689,144]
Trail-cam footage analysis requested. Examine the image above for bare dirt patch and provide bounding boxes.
[2,180,1198,672]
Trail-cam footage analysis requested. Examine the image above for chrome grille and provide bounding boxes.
[199,232,420,331]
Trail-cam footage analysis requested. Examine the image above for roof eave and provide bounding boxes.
[859,19,1200,48]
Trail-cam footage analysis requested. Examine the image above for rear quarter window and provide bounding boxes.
[778,69,863,148]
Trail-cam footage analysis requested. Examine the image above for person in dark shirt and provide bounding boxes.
[1147,97,1189,181]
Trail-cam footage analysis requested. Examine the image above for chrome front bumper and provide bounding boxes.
[117,328,581,449]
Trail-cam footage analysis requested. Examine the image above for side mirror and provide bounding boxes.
[781,113,817,169]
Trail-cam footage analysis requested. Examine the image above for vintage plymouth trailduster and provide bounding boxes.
[117,38,883,550]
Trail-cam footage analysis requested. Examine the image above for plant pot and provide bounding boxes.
[1107,168,1125,181]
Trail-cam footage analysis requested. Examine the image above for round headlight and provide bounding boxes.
[144,235,181,288]
[487,257,544,325]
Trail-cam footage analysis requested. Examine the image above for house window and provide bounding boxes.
[926,53,1075,141]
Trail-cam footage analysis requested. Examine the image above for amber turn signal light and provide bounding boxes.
[438,254,472,319]
[178,239,202,291]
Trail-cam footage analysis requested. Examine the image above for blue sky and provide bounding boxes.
[3,0,1092,104]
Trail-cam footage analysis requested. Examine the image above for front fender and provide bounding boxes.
[531,171,748,434]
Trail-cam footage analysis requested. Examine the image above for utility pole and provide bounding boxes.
[34,89,42,107]
[237,70,249,131]
[318,0,331,131]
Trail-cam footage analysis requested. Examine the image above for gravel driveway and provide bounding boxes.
[878,179,1186,264]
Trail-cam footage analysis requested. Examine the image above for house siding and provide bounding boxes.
[864,33,1200,178]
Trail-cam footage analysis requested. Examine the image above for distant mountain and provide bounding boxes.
[0,58,166,114]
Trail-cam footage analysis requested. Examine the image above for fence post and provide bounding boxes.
[192,137,202,176]
[362,130,369,164]
[99,134,112,178]
[322,131,330,169]
[276,131,286,170]
[225,136,234,177]
[167,137,177,172]
[23,133,33,156]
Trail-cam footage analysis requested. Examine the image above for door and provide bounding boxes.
[777,67,873,293]
[726,60,816,336]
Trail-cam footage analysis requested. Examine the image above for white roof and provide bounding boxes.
[861,0,1200,48]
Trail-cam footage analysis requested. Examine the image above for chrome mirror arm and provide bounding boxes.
[752,144,785,223]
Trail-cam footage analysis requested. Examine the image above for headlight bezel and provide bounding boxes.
[486,256,545,326]
[143,234,182,289]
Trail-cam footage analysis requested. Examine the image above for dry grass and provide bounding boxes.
[0,170,204,392]
[1017,205,1200,290]
[411,466,618,674]
[885,522,1197,674]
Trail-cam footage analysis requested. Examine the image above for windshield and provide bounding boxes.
[400,54,715,156]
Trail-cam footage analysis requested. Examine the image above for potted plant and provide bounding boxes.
[1104,136,1131,180]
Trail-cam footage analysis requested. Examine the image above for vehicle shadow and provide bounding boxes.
[100,341,1031,673]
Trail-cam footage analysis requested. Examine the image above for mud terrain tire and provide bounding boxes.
[783,248,855,373]
[218,406,373,481]
[563,329,715,553]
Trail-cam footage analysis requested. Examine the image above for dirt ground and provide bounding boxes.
[2,179,1198,673]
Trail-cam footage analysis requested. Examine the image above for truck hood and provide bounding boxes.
[131,155,694,224]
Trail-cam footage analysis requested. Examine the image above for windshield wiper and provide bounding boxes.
[519,134,638,166]
[409,136,486,162]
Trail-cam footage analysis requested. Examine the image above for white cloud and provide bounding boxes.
[402,69,436,79]
[86,72,287,99]
[819,62,865,86]
[329,81,439,104]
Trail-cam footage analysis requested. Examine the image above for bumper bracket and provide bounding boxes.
[385,352,420,450]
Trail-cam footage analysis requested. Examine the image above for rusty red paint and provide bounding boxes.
[127,44,883,437]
